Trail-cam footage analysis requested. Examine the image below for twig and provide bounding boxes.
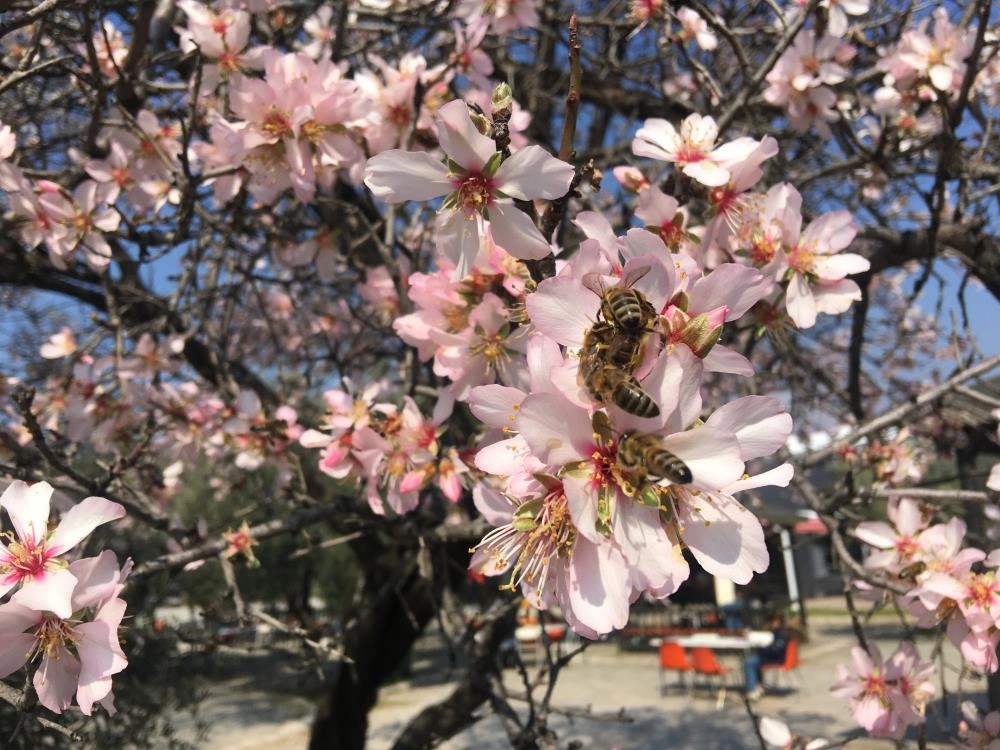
[0,55,71,96]
[796,354,1000,469]
[128,498,352,581]
[0,681,81,742]
[841,570,871,654]
[250,608,351,662]
[743,694,768,750]
[288,531,364,559]
[0,0,68,38]
[715,0,820,132]
[11,385,175,532]
[556,13,582,165]
[870,487,994,503]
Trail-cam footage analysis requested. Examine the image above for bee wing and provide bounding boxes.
[619,264,652,288]
[582,272,609,297]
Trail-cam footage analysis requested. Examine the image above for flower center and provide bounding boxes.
[657,215,687,250]
[862,672,889,704]
[895,535,918,559]
[966,575,997,609]
[748,230,779,265]
[788,242,816,274]
[261,108,294,140]
[2,534,48,579]
[36,615,78,659]
[454,171,494,215]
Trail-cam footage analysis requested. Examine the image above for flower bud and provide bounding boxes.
[492,82,513,117]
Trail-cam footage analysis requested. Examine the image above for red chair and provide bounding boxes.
[658,642,693,694]
[690,647,732,709]
[762,639,800,688]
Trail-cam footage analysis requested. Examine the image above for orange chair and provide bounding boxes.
[762,639,801,688]
[690,647,732,709]
[658,642,693,694]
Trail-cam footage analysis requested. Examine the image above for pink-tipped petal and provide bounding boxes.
[1,480,53,545]
[48,496,126,557]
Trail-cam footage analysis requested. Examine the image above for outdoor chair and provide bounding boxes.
[658,642,693,694]
[690,647,732,710]
[762,639,801,688]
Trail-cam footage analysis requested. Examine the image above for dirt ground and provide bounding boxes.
[166,612,986,750]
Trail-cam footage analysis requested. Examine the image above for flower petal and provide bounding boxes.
[48,496,126,557]
[1,480,53,545]
[526,276,599,347]
[495,145,574,201]
[363,149,451,202]
[488,201,551,260]
[705,396,792,461]
[34,648,80,714]
[516,393,592,466]
[436,99,496,171]
[13,566,79,619]
[676,492,768,584]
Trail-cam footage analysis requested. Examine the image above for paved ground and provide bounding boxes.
[166,609,990,749]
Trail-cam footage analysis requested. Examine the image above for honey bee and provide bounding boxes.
[581,320,643,372]
[897,561,927,582]
[578,266,662,418]
[582,363,660,418]
[616,431,693,486]
[583,266,658,332]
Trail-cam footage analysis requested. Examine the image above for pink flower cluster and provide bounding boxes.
[300,384,469,515]
[855,497,1000,673]
[872,8,974,140]
[831,641,936,739]
[0,123,121,272]
[763,30,854,137]
[21,337,302,498]
[341,100,870,637]
[462,227,793,635]
[0,481,129,715]
[630,112,869,329]
[839,427,927,487]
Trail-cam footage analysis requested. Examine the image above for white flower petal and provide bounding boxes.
[363,150,451,202]
[495,145,574,201]
[488,200,551,260]
[436,99,496,171]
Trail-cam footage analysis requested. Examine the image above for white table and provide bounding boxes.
[667,630,774,651]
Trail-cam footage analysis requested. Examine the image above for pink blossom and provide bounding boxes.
[0,550,129,715]
[891,8,973,96]
[364,99,574,277]
[831,642,935,738]
[758,716,828,749]
[301,6,336,59]
[0,481,125,619]
[632,113,763,188]
[455,0,538,34]
[675,8,717,51]
[763,31,852,136]
[177,1,252,76]
[451,21,494,90]
[855,497,927,575]
[957,700,1000,749]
